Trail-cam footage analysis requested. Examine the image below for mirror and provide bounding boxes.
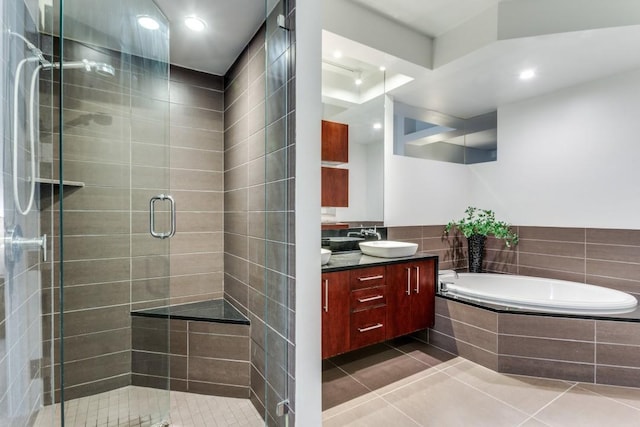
[393,102,497,164]
[321,31,385,224]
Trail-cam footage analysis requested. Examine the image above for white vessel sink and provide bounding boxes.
[359,241,418,258]
[321,248,332,265]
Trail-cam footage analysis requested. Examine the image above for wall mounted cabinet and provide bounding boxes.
[321,166,349,207]
[322,120,349,163]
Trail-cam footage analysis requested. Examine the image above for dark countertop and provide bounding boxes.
[322,250,438,273]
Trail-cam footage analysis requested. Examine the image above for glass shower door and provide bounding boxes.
[54,0,172,425]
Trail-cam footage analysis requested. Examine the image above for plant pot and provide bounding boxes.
[467,234,486,273]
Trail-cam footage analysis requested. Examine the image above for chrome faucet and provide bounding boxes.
[438,270,459,293]
[348,226,381,240]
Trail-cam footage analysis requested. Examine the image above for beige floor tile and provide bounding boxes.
[518,417,552,426]
[390,337,458,368]
[578,382,640,410]
[442,360,573,415]
[535,385,640,427]
[322,391,378,421]
[323,397,421,427]
[322,364,375,411]
[382,371,530,426]
[333,345,438,391]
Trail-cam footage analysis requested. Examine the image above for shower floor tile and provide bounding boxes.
[33,386,263,427]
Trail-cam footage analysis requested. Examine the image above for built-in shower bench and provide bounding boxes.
[131,299,251,398]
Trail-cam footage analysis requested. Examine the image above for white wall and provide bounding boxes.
[384,96,471,226]
[334,141,383,222]
[295,0,322,425]
[469,67,640,228]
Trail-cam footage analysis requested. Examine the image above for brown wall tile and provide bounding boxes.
[499,335,594,363]
[499,356,593,382]
[596,320,640,345]
[499,314,594,341]
[597,343,640,367]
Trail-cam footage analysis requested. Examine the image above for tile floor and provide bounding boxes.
[33,386,263,427]
[322,337,640,426]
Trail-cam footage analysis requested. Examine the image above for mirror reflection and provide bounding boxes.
[393,102,497,164]
[321,32,385,224]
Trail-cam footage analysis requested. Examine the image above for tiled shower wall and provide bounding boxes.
[388,225,640,297]
[39,38,224,402]
[0,0,46,423]
[223,1,296,424]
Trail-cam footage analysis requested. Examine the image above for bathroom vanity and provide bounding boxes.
[321,252,438,359]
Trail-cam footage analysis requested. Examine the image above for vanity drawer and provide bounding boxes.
[351,287,386,311]
[350,306,386,349]
[350,266,385,290]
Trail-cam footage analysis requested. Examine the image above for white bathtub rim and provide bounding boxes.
[441,273,638,314]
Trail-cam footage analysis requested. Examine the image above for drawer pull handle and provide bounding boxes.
[406,267,411,295]
[358,323,383,333]
[358,275,384,282]
[323,279,329,312]
[357,295,383,303]
[415,266,420,294]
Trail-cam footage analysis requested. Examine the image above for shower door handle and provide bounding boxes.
[149,194,176,239]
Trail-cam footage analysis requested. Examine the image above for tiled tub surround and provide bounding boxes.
[131,300,251,398]
[386,225,640,387]
[388,225,640,298]
[430,296,640,387]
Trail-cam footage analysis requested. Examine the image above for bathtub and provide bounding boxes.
[439,272,638,315]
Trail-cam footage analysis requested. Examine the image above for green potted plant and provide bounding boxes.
[444,206,518,273]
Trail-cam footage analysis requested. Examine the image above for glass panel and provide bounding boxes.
[264,0,293,425]
[56,0,171,425]
[0,0,50,424]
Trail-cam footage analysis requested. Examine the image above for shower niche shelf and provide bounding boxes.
[35,177,85,188]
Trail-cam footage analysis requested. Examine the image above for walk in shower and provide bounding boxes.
[1,0,295,425]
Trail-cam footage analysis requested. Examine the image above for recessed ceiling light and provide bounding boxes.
[373,123,382,130]
[137,15,160,30]
[185,15,207,32]
[333,50,342,59]
[379,66,386,72]
[355,78,363,86]
[519,69,536,80]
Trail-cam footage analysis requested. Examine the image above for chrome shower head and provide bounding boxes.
[52,59,115,77]
[87,61,115,77]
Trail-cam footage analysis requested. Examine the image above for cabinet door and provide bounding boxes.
[322,120,349,162]
[322,271,350,359]
[321,167,349,207]
[386,263,414,338]
[410,260,436,331]
[386,260,436,337]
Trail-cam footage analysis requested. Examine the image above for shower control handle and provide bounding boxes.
[149,194,176,239]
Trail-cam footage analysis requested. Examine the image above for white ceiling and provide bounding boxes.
[349,0,504,37]
[154,0,273,75]
[51,0,275,76]
[323,1,640,121]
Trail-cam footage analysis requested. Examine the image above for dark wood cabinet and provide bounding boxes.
[322,259,436,359]
[321,167,348,207]
[386,259,436,338]
[321,271,351,359]
[322,120,349,163]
